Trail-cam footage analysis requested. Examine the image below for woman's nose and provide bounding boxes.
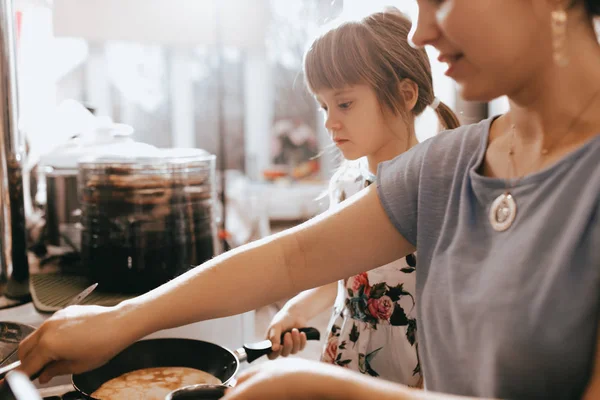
[408,2,440,49]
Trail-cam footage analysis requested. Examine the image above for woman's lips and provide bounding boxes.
[438,53,465,78]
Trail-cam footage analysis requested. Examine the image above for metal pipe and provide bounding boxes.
[215,0,229,252]
[0,0,30,300]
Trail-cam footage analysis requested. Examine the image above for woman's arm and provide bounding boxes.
[224,358,497,400]
[128,185,412,334]
[19,186,415,381]
[133,185,412,334]
[344,373,495,400]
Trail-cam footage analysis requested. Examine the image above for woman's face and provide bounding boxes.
[409,0,557,102]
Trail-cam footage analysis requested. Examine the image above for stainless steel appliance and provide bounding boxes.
[40,120,140,250]
[0,0,30,300]
[44,167,79,248]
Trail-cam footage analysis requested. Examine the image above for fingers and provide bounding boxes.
[299,332,307,352]
[276,330,307,358]
[290,329,301,354]
[280,332,294,357]
[37,361,72,384]
[18,344,52,382]
[267,326,283,360]
[17,331,39,366]
[267,327,282,352]
[267,326,307,360]
[267,348,281,361]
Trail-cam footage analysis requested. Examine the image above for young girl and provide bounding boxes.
[265,8,459,386]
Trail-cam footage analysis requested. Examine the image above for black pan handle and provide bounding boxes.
[241,327,321,363]
[280,327,320,343]
[166,384,229,399]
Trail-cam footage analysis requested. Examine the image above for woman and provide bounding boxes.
[18,1,600,399]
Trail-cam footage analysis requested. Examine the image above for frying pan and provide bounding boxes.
[166,384,228,399]
[72,327,320,399]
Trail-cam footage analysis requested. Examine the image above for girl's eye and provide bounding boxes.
[338,102,352,110]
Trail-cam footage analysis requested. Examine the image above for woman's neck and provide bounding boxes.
[505,16,600,145]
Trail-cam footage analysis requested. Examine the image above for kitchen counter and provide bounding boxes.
[0,251,256,350]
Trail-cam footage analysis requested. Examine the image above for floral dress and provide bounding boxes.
[320,164,421,386]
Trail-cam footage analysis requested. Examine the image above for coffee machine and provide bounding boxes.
[0,0,30,301]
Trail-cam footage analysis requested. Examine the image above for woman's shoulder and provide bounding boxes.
[421,116,491,163]
[375,118,494,245]
[380,117,492,184]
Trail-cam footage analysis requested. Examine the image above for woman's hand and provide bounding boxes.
[18,303,144,383]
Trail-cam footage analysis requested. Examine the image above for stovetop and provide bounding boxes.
[38,384,88,400]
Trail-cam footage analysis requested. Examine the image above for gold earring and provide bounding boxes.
[551,9,569,67]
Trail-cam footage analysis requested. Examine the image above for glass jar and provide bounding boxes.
[78,148,218,293]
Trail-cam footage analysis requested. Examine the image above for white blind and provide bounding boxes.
[53,0,268,48]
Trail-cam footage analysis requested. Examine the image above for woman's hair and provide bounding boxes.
[584,0,600,16]
[303,7,460,133]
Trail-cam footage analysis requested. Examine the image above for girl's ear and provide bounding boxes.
[398,79,419,111]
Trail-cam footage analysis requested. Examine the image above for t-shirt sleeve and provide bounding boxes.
[376,140,432,247]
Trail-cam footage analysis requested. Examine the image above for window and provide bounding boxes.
[18,0,457,180]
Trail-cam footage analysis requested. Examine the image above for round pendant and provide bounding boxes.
[489,192,517,232]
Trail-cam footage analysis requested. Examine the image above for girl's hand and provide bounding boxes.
[266,307,308,359]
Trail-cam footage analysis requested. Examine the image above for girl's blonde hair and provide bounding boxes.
[304,7,460,132]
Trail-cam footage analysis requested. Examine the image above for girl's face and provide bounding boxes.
[409,0,558,101]
[315,84,408,161]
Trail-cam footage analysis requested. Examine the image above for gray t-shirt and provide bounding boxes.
[376,116,600,399]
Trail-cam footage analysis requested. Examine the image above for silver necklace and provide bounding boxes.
[488,125,519,232]
[489,89,600,232]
